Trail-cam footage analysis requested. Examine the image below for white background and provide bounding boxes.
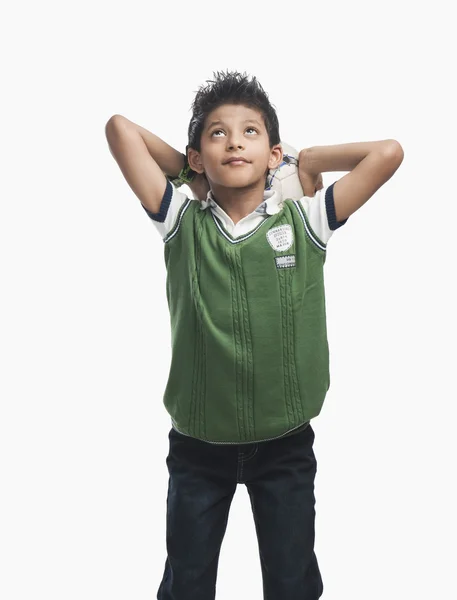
[1,1,456,599]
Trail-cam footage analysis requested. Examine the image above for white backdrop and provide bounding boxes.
[1,1,456,599]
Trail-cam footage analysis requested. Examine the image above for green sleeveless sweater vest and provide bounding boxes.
[162,197,330,444]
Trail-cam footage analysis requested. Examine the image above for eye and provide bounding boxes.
[211,127,258,137]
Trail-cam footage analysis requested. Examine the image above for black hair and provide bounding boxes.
[187,69,281,153]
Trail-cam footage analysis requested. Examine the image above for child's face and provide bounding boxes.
[189,103,282,191]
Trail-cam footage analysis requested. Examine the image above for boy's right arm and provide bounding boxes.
[105,114,184,216]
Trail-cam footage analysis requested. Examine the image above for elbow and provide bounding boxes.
[105,114,126,134]
[384,139,404,163]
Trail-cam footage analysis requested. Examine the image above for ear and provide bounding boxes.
[268,144,283,171]
[187,147,205,174]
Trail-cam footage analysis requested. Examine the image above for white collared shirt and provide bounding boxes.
[142,180,348,242]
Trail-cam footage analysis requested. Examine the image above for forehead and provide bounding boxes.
[205,104,264,129]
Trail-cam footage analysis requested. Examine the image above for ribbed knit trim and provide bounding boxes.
[141,179,173,223]
[163,198,193,243]
[325,183,349,230]
[211,211,272,244]
[171,419,310,445]
[292,200,327,251]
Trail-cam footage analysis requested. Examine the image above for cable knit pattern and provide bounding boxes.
[235,247,255,440]
[226,244,246,441]
[279,262,295,429]
[286,267,304,424]
[189,214,206,438]
[161,200,330,444]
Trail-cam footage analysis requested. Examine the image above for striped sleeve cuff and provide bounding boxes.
[141,179,174,223]
[325,182,349,231]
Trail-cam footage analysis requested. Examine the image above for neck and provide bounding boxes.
[210,182,266,225]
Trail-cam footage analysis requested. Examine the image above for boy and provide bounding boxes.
[105,70,404,599]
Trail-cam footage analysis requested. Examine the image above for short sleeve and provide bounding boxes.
[297,182,349,245]
[140,179,190,239]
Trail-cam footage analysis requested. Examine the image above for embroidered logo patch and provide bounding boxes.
[266,224,294,252]
[275,255,296,269]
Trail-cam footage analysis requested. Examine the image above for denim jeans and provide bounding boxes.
[157,423,323,600]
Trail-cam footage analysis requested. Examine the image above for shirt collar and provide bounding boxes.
[200,188,283,216]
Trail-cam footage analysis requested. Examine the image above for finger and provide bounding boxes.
[299,174,314,197]
[315,174,324,192]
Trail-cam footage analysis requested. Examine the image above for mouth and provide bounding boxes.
[224,160,249,166]
[223,157,250,165]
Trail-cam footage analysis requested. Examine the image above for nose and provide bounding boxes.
[227,133,244,150]
[228,142,243,151]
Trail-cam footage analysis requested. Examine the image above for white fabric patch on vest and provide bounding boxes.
[266,224,294,252]
[275,255,296,269]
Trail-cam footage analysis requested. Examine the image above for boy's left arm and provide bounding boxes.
[299,140,404,222]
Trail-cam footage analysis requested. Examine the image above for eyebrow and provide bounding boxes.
[206,118,263,131]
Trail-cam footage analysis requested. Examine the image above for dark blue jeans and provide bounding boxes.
[157,423,323,600]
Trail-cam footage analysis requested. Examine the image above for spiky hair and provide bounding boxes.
[187,69,281,153]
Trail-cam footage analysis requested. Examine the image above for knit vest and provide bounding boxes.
[162,197,330,444]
